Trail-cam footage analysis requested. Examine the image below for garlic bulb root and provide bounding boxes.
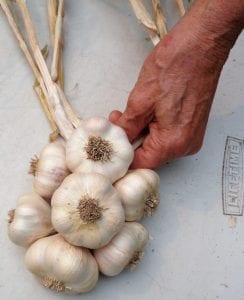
[114,169,160,221]
[25,234,99,294]
[66,117,134,183]
[144,189,160,216]
[43,277,65,292]
[51,172,125,249]
[84,136,113,162]
[8,192,54,247]
[128,251,145,270]
[94,222,149,276]
[29,155,39,175]
[8,209,15,224]
[78,195,103,223]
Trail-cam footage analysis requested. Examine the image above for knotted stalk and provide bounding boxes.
[48,0,81,128]
[0,0,59,140]
[15,0,73,140]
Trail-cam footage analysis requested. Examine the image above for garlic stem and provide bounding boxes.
[58,48,64,89]
[16,0,73,140]
[51,0,64,81]
[151,0,167,38]
[176,0,185,17]
[48,0,64,87]
[48,0,79,125]
[48,0,58,46]
[0,0,59,138]
[132,135,144,150]
[34,82,59,141]
[57,0,65,89]
[128,0,160,46]
[49,1,80,126]
[55,83,82,128]
[0,1,44,89]
[34,45,59,140]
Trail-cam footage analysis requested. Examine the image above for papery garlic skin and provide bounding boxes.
[114,169,160,221]
[51,172,125,249]
[94,222,149,276]
[32,141,69,199]
[8,192,54,247]
[25,234,98,294]
[66,117,134,183]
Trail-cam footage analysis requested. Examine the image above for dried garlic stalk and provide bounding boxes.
[128,0,160,45]
[15,0,73,140]
[48,0,81,128]
[51,0,64,82]
[0,0,59,140]
[151,0,167,38]
[176,0,185,17]
[48,0,58,45]
[48,0,64,88]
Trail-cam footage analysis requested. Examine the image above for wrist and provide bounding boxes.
[167,0,243,67]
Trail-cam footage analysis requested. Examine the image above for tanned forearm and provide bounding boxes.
[180,0,244,61]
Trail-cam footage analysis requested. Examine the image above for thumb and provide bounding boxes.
[109,110,122,123]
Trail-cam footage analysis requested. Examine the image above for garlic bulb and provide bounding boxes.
[30,141,69,199]
[66,117,134,183]
[94,222,149,276]
[8,192,54,247]
[114,169,160,221]
[51,172,125,249]
[25,234,98,294]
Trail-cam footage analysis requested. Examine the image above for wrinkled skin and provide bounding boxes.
[110,0,244,169]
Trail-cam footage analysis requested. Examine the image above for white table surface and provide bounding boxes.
[1,1,244,299]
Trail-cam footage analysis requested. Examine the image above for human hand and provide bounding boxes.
[109,0,243,169]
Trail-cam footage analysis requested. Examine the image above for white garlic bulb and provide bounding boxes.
[66,117,134,183]
[30,141,70,199]
[94,222,149,276]
[51,172,125,249]
[114,169,160,221]
[8,192,54,247]
[25,234,98,294]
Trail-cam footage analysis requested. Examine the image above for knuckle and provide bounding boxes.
[174,135,189,154]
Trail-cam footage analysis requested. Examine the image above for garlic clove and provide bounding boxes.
[94,222,149,276]
[25,234,99,294]
[31,141,70,200]
[66,117,134,183]
[8,192,54,247]
[51,172,125,249]
[114,169,160,221]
